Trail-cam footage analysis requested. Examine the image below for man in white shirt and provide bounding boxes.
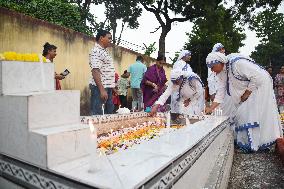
[89,30,115,115]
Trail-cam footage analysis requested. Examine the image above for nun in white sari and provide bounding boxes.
[208,43,225,101]
[205,52,283,152]
[151,69,204,116]
[171,50,193,115]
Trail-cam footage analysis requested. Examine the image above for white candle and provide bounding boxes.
[185,116,190,126]
[166,111,171,129]
[132,107,135,113]
[109,129,114,147]
[102,104,105,115]
[89,120,98,172]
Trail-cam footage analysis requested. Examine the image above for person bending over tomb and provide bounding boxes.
[150,69,204,118]
[170,50,193,123]
[205,52,283,152]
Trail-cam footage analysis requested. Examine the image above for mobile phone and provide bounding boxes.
[60,69,70,76]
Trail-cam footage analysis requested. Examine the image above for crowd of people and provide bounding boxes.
[46,29,282,153]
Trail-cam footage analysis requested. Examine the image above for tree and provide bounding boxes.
[139,0,221,56]
[143,42,157,56]
[65,0,99,33]
[0,0,96,35]
[67,0,142,45]
[184,6,245,82]
[99,0,142,45]
[139,0,282,57]
[229,0,282,24]
[250,10,284,43]
[250,11,284,67]
[169,51,179,64]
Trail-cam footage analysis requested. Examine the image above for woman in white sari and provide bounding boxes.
[171,50,194,117]
[205,52,283,152]
[151,69,204,116]
[208,43,225,101]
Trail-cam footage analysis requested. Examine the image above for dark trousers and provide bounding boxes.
[119,95,127,108]
[90,84,114,115]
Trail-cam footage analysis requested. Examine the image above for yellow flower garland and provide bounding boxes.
[0,51,47,62]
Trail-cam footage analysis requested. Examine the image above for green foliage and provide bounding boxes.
[138,0,282,57]
[169,51,179,64]
[230,0,282,25]
[250,11,284,68]
[251,10,284,43]
[94,0,142,45]
[143,42,157,56]
[139,0,222,55]
[0,0,96,35]
[184,6,246,82]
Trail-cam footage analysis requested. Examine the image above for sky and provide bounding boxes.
[91,2,284,62]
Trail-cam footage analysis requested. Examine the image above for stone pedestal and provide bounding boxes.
[0,61,54,94]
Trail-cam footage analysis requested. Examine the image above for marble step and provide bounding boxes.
[31,123,91,168]
[0,61,55,94]
[0,90,80,130]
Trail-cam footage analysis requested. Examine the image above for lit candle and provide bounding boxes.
[132,106,135,113]
[89,119,98,172]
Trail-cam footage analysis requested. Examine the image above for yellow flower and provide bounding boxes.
[31,53,39,62]
[4,52,17,61]
[42,56,47,63]
[15,53,23,61]
[0,53,5,60]
[23,53,34,62]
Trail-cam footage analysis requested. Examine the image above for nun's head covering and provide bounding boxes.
[170,69,196,81]
[212,43,224,52]
[227,53,254,62]
[170,69,184,81]
[177,50,191,61]
[206,52,228,68]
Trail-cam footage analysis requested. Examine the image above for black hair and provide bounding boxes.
[136,55,144,62]
[123,70,128,74]
[95,29,111,42]
[42,42,57,56]
[157,54,166,62]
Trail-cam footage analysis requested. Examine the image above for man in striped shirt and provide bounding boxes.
[89,30,115,115]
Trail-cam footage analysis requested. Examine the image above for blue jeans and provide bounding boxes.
[90,84,114,115]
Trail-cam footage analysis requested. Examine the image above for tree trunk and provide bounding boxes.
[111,21,117,45]
[158,25,171,57]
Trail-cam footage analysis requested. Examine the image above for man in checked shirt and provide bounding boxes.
[89,29,115,115]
